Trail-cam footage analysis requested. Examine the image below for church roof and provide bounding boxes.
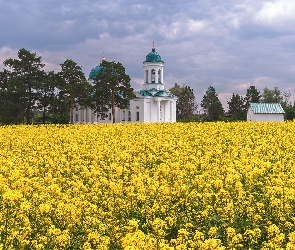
[138,88,176,98]
[89,65,103,80]
[145,42,163,63]
[89,56,106,80]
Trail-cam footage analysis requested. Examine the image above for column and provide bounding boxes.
[83,109,86,123]
[157,100,161,122]
[88,108,92,123]
[170,101,173,122]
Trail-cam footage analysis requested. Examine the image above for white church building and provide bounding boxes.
[73,43,177,123]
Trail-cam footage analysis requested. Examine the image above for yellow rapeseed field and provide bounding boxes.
[1,122,295,249]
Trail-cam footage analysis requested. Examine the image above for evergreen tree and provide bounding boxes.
[244,86,261,108]
[169,83,197,121]
[59,59,91,124]
[0,69,24,124]
[201,86,224,121]
[3,48,45,124]
[49,86,71,124]
[92,60,135,123]
[36,71,58,124]
[227,93,246,120]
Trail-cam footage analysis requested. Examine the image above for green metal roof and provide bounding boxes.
[138,88,176,97]
[145,48,163,63]
[89,65,103,80]
[249,103,284,114]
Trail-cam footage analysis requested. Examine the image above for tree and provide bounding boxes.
[227,93,246,120]
[244,85,261,114]
[36,71,58,124]
[3,48,45,124]
[92,60,135,123]
[169,83,198,120]
[0,69,24,124]
[282,90,291,108]
[59,59,91,124]
[281,91,295,120]
[201,86,224,121]
[49,87,71,124]
[245,85,261,104]
[261,87,283,103]
[284,102,295,120]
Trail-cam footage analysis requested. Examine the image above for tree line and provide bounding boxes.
[1,48,294,124]
[0,48,134,125]
[171,84,295,121]
[0,48,91,124]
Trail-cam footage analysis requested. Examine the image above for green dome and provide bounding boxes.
[145,48,163,63]
[89,65,103,80]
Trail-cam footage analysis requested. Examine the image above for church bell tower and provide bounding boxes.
[143,41,165,92]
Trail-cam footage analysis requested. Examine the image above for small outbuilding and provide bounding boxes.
[247,103,284,122]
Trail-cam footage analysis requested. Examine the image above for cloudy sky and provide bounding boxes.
[1,0,295,109]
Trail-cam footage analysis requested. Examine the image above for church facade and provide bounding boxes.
[73,44,177,123]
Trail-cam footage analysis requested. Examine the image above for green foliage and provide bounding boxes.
[177,115,200,123]
[201,86,224,121]
[59,59,92,124]
[92,60,135,123]
[244,86,261,108]
[283,101,295,121]
[227,93,246,121]
[36,71,59,124]
[3,48,45,124]
[261,87,283,103]
[0,49,89,124]
[169,83,198,121]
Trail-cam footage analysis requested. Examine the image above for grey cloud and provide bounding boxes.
[1,0,295,106]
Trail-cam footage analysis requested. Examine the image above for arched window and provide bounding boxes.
[158,69,161,83]
[151,69,155,82]
[145,70,148,83]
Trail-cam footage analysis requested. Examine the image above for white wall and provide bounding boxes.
[247,109,284,121]
[74,106,121,124]
[130,99,144,122]
[74,97,177,124]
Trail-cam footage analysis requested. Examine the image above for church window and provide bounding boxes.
[128,111,131,121]
[158,70,161,83]
[136,112,139,121]
[75,114,78,121]
[146,70,148,82]
[109,113,112,120]
[151,69,155,82]
[122,111,126,121]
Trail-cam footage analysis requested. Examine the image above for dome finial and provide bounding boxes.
[102,52,106,61]
[152,41,155,52]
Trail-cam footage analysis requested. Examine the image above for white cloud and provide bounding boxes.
[157,18,207,40]
[0,47,18,66]
[255,0,295,24]
[187,19,206,33]
[253,76,278,89]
